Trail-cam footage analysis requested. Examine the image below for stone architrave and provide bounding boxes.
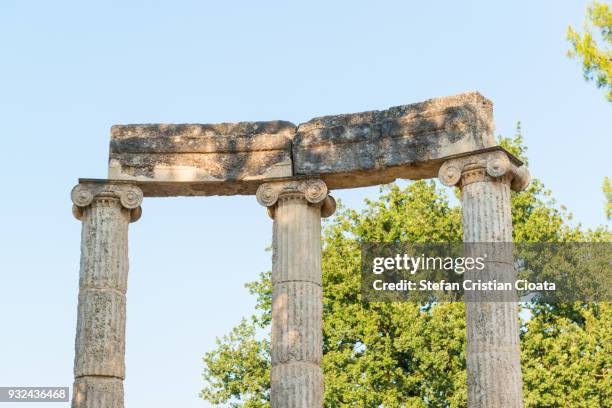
[107,92,495,196]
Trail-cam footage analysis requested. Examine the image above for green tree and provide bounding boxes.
[522,303,612,407]
[567,1,612,101]
[604,176,612,220]
[201,132,611,407]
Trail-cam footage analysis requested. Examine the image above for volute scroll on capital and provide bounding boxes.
[71,182,144,222]
[256,179,336,219]
[438,150,530,192]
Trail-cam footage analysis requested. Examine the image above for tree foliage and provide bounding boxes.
[201,131,611,407]
[522,303,612,407]
[567,1,612,101]
[604,176,612,221]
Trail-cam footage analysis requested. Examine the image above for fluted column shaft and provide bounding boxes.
[462,171,523,408]
[257,179,335,408]
[70,182,143,408]
[439,150,530,408]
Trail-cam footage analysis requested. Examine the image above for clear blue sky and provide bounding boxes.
[1,1,610,407]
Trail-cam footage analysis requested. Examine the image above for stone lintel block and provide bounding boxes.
[109,121,296,182]
[293,92,496,189]
[100,92,512,196]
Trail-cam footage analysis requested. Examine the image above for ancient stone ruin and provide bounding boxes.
[71,92,530,408]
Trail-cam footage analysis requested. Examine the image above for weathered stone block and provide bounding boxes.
[72,377,123,408]
[272,281,323,365]
[270,362,323,408]
[293,92,496,189]
[105,92,498,196]
[74,289,126,378]
[109,121,295,183]
[78,201,130,292]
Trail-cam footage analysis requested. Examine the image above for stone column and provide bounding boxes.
[70,182,143,408]
[256,179,336,408]
[439,150,530,408]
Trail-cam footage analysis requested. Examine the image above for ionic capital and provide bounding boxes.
[256,179,336,219]
[438,150,530,192]
[71,182,143,222]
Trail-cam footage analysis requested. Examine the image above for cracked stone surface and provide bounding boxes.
[108,92,495,196]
